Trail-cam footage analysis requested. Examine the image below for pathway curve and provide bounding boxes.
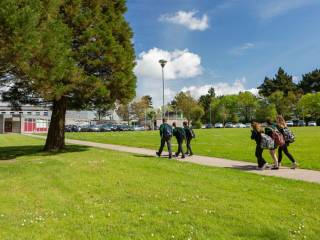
[26,134,320,184]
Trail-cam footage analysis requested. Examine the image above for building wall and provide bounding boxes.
[12,117,22,133]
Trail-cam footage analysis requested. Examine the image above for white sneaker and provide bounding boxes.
[291,162,298,169]
[258,163,268,170]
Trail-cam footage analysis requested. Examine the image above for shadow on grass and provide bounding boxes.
[0,145,90,161]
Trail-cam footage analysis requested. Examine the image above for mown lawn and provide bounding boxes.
[0,134,320,239]
[66,127,320,170]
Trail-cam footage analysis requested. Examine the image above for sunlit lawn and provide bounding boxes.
[0,134,320,239]
[66,127,320,170]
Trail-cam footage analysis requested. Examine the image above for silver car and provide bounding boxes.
[214,123,224,128]
[307,121,317,126]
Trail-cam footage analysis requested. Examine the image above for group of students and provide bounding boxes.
[251,115,298,170]
[156,118,195,159]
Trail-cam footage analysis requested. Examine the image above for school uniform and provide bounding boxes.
[251,130,267,168]
[173,127,185,158]
[157,123,172,158]
[184,126,194,155]
[276,125,296,164]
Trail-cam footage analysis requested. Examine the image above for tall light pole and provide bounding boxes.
[159,59,167,118]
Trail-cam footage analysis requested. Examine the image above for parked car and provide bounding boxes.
[205,123,213,129]
[99,124,113,132]
[307,121,317,126]
[298,120,306,126]
[286,121,294,127]
[235,123,246,128]
[224,122,234,128]
[133,125,145,131]
[65,125,81,132]
[214,123,224,128]
[245,123,251,128]
[115,124,131,131]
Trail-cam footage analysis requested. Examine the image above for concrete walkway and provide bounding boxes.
[26,134,320,184]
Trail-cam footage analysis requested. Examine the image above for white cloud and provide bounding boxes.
[256,0,319,19]
[135,48,203,107]
[135,48,202,81]
[159,10,209,31]
[228,43,255,55]
[180,77,259,99]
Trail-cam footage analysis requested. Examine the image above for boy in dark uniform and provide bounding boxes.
[172,122,186,159]
[183,121,194,156]
[156,118,173,159]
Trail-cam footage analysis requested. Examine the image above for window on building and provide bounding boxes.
[19,112,23,115]
[44,112,48,116]
[27,112,32,115]
[10,112,14,114]
[36,112,40,116]
[1,112,5,114]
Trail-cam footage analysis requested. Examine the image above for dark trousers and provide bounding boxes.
[278,143,295,163]
[158,137,172,157]
[175,139,185,157]
[185,138,193,155]
[255,145,266,168]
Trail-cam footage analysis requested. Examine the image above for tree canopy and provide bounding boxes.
[258,67,298,97]
[0,0,136,150]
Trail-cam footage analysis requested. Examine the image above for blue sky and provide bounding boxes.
[125,0,320,106]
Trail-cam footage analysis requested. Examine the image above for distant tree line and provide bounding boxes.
[121,67,320,128]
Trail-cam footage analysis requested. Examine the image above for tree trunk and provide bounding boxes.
[44,97,67,151]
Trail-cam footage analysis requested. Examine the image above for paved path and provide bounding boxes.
[26,134,320,184]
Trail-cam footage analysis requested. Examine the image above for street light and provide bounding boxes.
[159,59,167,118]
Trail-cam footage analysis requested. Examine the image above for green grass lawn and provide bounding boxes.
[66,127,320,170]
[0,134,320,239]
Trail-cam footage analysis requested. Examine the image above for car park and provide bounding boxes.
[235,123,246,128]
[307,121,317,126]
[205,123,213,129]
[99,124,113,132]
[286,121,294,127]
[245,123,251,128]
[65,125,81,132]
[214,123,224,128]
[298,120,306,126]
[133,125,145,131]
[224,122,234,128]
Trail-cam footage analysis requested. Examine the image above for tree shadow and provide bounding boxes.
[0,145,90,161]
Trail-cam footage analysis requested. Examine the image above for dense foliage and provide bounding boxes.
[0,0,136,150]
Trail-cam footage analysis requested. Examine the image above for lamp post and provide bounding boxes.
[159,59,167,119]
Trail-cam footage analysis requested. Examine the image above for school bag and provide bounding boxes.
[283,127,295,143]
[271,129,285,146]
[260,133,275,149]
[163,124,172,138]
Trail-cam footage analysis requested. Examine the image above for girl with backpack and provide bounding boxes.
[250,122,268,170]
[276,116,298,169]
[265,120,280,170]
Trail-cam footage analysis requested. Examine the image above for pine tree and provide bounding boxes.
[0,0,136,151]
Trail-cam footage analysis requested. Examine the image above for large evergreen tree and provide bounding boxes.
[0,0,136,151]
[299,69,320,93]
[258,67,298,97]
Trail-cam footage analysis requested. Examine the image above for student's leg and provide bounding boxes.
[176,140,182,156]
[158,138,165,155]
[166,137,172,158]
[255,145,266,168]
[185,139,190,155]
[282,144,296,163]
[278,146,283,164]
[269,149,279,167]
[180,141,185,158]
[187,139,193,155]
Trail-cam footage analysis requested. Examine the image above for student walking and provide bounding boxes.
[251,122,268,170]
[265,119,279,170]
[156,118,173,159]
[276,115,298,169]
[183,121,195,156]
[172,122,186,159]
